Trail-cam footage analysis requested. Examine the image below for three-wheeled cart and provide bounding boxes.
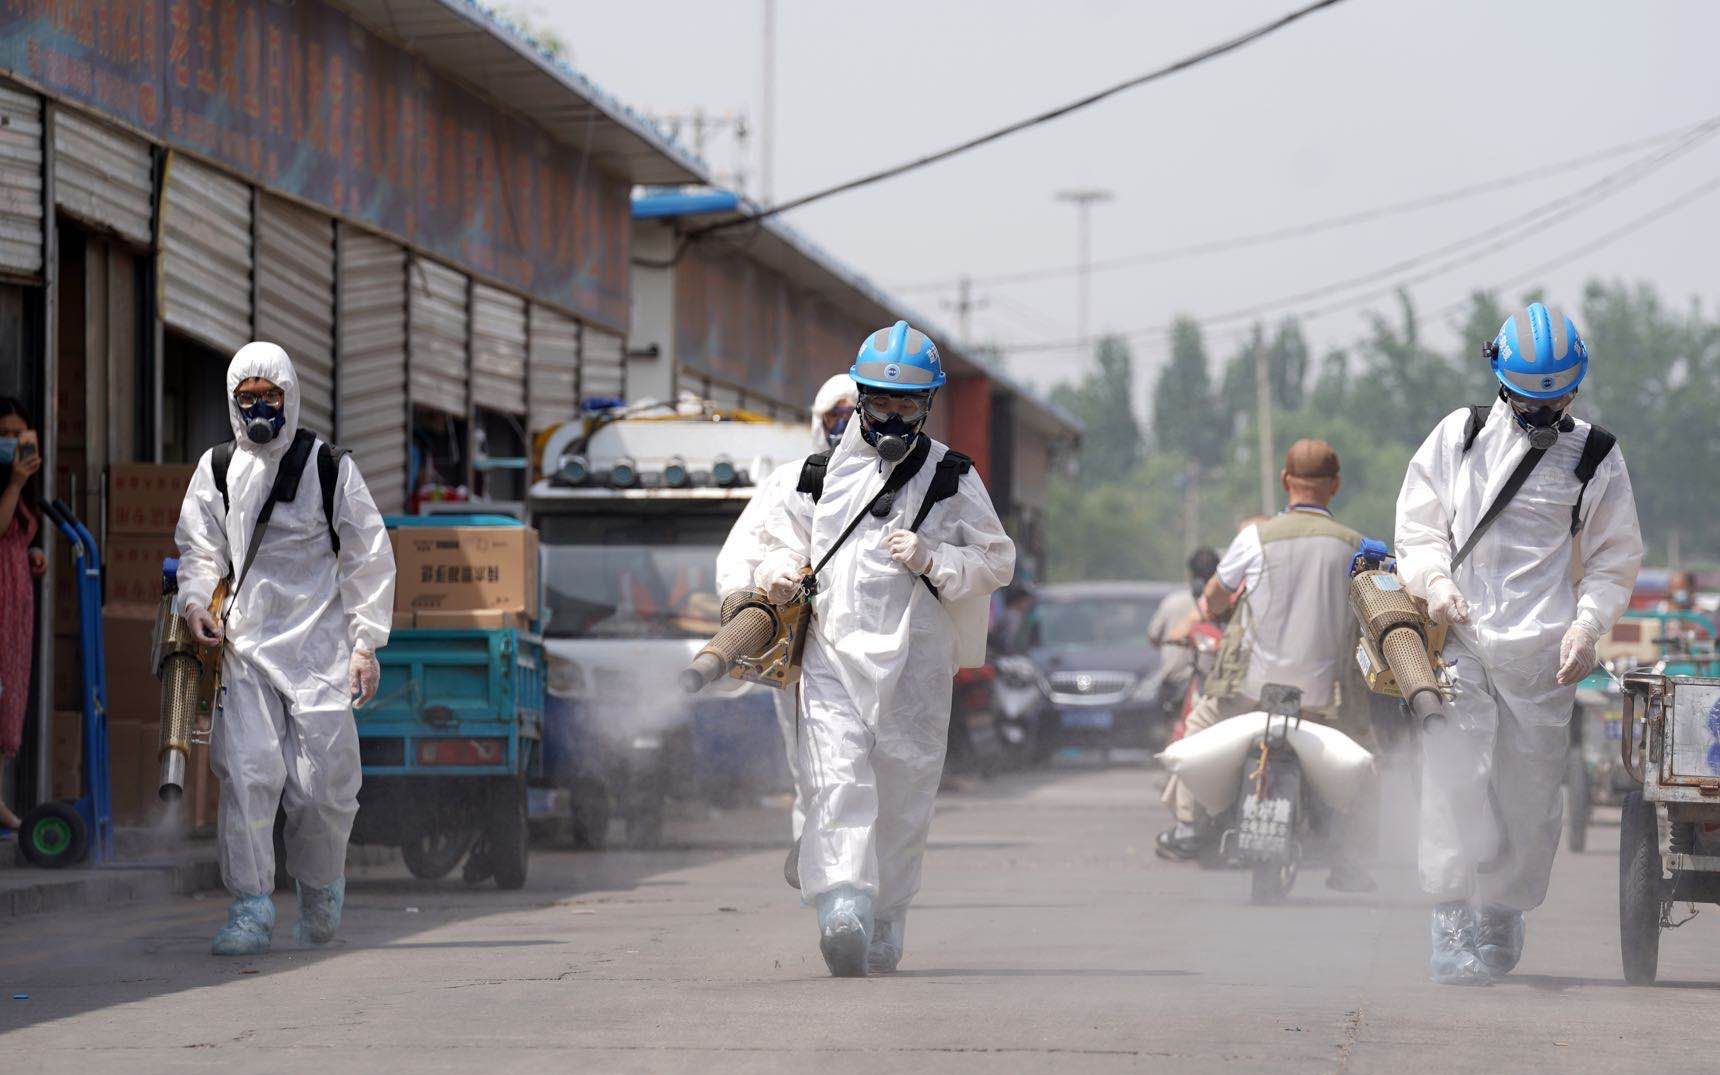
[1617,670,1720,984]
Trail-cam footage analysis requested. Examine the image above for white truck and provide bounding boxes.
[527,399,810,848]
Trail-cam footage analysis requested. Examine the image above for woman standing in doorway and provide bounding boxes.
[0,396,46,832]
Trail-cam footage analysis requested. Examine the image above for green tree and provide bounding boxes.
[1049,335,1142,486]
[1153,317,1226,468]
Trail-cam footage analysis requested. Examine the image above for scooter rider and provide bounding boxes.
[1156,440,1379,894]
[714,373,857,888]
[175,342,396,956]
[753,321,1015,976]
[1396,302,1642,985]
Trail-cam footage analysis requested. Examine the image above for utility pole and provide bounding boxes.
[943,274,987,341]
[761,0,776,204]
[1255,336,1276,515]
[1055,188,1113,358]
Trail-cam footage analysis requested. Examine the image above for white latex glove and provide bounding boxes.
[1426,576,1471,626]
[349,645,381,708]
[886,530,934,575]
[762,565,803,606]
[1557,622,1601,686]
[183,602,223,646]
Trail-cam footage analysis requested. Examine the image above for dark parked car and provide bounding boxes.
[998,581,1179,759]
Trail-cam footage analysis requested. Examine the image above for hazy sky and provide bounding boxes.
[535,0,1720,411]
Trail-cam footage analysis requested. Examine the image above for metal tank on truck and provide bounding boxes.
[528,397,812,848]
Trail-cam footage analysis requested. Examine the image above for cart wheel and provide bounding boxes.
[20,801,89,869]
[1566,750,1592,854]
[488,779,529,890]
[402,827,478,881]
[1250,859,1297,905]
[1619,790,1663,985]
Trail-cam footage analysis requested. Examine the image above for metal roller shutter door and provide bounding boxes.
[336,227,409,514]
[581,325,626,401]
[160,154,252,355]
[256,196,336,436]
[53,106,153,247]
[527,305,579,432]
[470,283,527,415]
[0,86,43,277]
[407,257,468,417]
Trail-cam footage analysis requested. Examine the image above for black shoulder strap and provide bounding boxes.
[806,436,932,591]
[1570,423,1617,535]
[1461,405,1491,454]
[798,450,831,503]
[211,440,235,517]
[1450,443,1548,572]
[225,429,317,622]
[318,440,348,553]
[911,450,972,532]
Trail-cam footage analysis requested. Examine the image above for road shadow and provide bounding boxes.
[1513,973,1720,992]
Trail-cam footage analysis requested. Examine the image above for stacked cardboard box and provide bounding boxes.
[390,526,540,630]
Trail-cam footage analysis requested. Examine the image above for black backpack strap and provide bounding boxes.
[1450,443,1548,572]
[210,440,235,517]
[1570,423,1617,535]
[318,439,349,553]
[806,436,932,592]
[1461,404,1491,454]
[797,450,831,503]
[906,450,974,599]
[225,429,317,624]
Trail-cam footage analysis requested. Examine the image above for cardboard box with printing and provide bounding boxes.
[391,527,539,618]
[103,608,161,724]
[108,463,196,536]
[106,535,181,608]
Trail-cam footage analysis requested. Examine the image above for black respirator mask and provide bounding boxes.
[240,400,287,445]
[1501,387,1574,450]
[858,390,933,463]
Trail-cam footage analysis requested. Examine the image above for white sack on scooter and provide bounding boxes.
[1157,714,1374,815]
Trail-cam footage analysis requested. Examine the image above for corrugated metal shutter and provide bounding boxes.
[470,283,527,415]
[160,154,252,355]
[0,86,43,277]
[407,257,468,416]
[336,227,408,515]
[527,304,580,433]
[53,106,153,247]
[256,195,336,436]
[581,324,626,400]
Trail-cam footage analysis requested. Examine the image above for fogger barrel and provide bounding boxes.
[681,590,782,694]
[153,567,205,801]
[1349,569,1446,727]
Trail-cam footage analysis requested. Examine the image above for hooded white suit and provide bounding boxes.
[174,343,396,897]
[754,420,1014,923]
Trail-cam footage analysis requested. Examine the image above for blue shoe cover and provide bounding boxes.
[815,885,873,978]
[294,878,346,946]
[867,916,906,975]
[212,894,276,956]
[1474,904,1525,976]
[1428,901,1491,986]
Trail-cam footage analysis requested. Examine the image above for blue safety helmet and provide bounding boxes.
[1489,302,1588,400]
[850,320,946,391]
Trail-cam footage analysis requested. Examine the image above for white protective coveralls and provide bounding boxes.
[754,420,1014,921]
[1396,396,1641,909]
[175,343,397,898]
[713,375,857,841]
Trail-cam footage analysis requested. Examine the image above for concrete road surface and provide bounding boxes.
[3,762,1719,1073]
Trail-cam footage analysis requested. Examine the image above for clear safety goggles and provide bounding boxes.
[234,388,285,409]
[859,391,931,424]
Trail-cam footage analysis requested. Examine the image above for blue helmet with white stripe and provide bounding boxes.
[850,320,946,392]
[1489,302,1588,400]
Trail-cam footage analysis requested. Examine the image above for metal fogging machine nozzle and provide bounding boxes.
[680,591,783,694]
[153,559,208,801]
[1348,568,1448,729]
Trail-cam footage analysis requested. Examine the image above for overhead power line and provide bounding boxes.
[992,120,1720,354]
[896,115,1720,293]
[687,0,1353,240]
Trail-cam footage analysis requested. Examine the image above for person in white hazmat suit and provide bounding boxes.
[753,321,1014,977]
[1395,303,1641,985]
[174,342,396,956]
[714,373,857,888]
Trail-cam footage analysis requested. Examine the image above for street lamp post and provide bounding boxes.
[1055,188,1113,355]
